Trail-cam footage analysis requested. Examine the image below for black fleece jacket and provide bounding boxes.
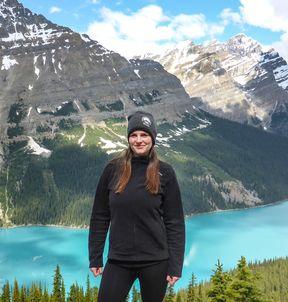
[88,156,185,277]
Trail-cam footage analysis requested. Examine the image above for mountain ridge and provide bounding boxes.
[139,33,288,137]
[0,0,192,144]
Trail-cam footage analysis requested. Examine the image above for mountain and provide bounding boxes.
[140,34,288,137]
[0,0,191,144]
[1,0,288,227]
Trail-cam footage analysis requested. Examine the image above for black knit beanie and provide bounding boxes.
[127,111,157,145]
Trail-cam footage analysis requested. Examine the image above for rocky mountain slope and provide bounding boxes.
[140,35,288,137]
[0,0,191,145]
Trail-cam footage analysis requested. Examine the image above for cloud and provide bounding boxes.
[90,0,100,4]
[272,32,288,62]
[86,5,226,58]
[239,0,288,32]
[218,1,288,61]
[220,8,243,25]
[238,0,288,61]
[49,6,62,14]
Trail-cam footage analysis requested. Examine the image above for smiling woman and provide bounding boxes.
[128,131,153,157]
[127,111,156,157]
[88,110,185,302]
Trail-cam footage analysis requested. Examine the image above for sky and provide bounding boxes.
[19,0,288,60]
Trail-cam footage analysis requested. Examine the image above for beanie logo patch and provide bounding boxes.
[142,116,152,127]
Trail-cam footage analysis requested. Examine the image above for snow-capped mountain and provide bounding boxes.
[0,0,193,143]
[1,1,288,227]
[140,34,288,137]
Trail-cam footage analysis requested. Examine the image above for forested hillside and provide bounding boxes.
[1,111,288,227]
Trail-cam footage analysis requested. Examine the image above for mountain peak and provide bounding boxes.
[174,40,195,51]
[0,0,112,55]
[227,33,262,55]
[140,32,288,137]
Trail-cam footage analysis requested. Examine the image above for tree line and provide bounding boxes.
[1,257,288,302]
[2,110,288,228]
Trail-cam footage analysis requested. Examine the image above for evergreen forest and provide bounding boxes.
[1,112,288,227]
[1,257,288,302]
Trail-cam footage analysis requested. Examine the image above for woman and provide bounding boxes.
[89,110,185,302]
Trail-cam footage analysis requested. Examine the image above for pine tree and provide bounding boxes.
[84,275,92,302]
[69,284,84,302]
[51,265,65,302]
[226,256,264,302]
[187,273,197,302]
[20,286,27,302]
[91,287,98,302]
[67,284,77,302]
[28,283,42,302]
[197,283,204,302]
[41,286,50,302]
[1,281,11,302]
[208,259,230,302]
[78,286,85,302]
[60,280,65,302]
[12,279,20,302]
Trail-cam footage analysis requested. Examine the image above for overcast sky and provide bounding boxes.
[19,0,288,60]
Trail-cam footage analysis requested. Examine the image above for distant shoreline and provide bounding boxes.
[0,223,88,230]
[1,198,288,230]
[185,198,288,219]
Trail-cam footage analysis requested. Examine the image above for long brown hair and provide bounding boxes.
[114,147,160,194]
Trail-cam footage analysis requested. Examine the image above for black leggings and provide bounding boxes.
[97,260,169,302]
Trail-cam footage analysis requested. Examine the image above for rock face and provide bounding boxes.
[0,0,192,142]
[140,34,288,137]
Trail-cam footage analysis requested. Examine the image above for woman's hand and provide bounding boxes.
[166,275,180,286]
[90,267,103,277]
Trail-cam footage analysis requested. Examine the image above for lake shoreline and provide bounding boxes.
[1,198,288,230]
[185,198,288,219]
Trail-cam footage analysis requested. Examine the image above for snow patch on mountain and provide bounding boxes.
[134,69,141,78]
[80,33,90,43]
[25,24,64,44]
[78,125,86,147]
[157,115,211,148]
[98,137,126,154]
[34,55,40,79]
[1,55,18,70]
[27,106,32,117]
[27,137,51,156]
[273,65,288,90]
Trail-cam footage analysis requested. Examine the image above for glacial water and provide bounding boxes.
[1,200,288,293]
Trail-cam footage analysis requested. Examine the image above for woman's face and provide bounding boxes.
[128,130,153,156]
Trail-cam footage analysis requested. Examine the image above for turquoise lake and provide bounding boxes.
[1,200,288,293]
